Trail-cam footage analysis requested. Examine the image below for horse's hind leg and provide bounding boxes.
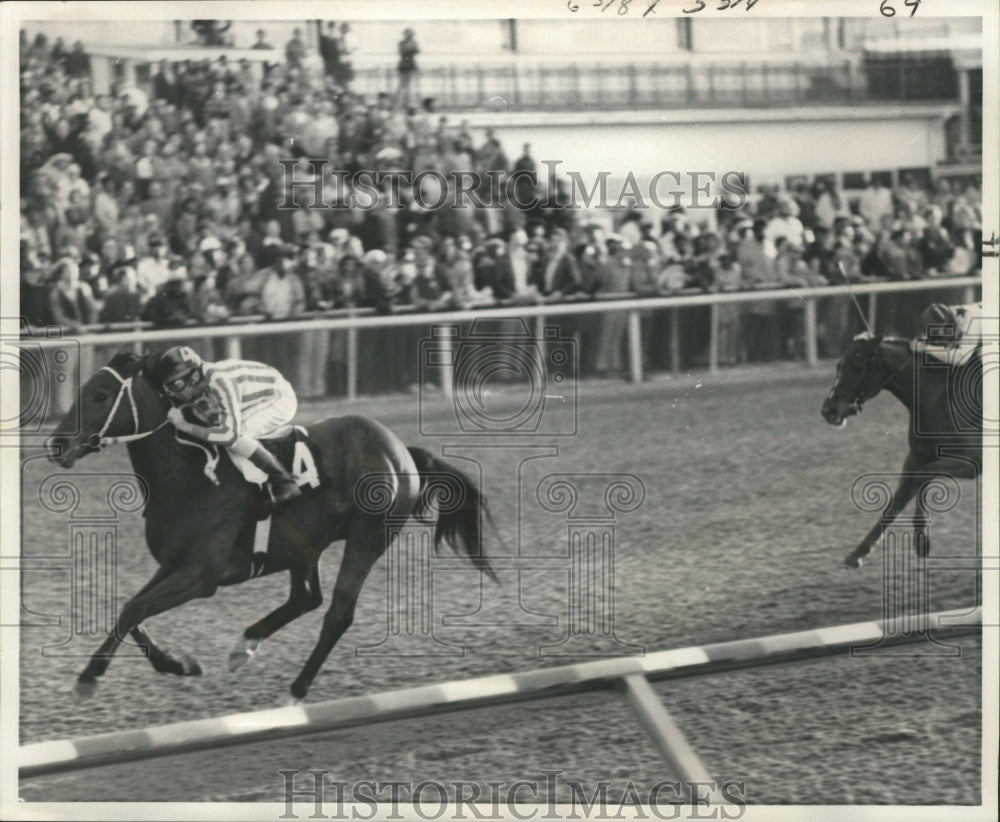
[289,521,387,701]
[75,568,218,698]
[130,624,201,676]
[229,561,322,672]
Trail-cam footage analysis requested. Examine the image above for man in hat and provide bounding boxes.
[397,28,420,107]
[136,233,173,303]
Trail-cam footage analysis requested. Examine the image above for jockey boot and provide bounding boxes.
[247,445,302,505]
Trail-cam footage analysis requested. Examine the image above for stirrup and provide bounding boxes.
[267,480,302,505]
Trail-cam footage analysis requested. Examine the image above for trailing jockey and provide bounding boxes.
[150,346,303,505]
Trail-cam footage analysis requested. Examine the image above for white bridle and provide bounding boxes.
[92,365,167,448]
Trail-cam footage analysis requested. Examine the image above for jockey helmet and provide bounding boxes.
[151,346,206,404]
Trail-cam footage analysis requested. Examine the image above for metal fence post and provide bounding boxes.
[805,298,818,367]
[671,307,681,376]
[439,328,453,400]
[347,324,358,402]
[708,303,719,375]
[627,309,643,384]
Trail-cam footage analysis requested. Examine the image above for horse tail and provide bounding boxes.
[407,447,499,584]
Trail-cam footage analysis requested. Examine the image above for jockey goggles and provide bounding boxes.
[163,367,205,397]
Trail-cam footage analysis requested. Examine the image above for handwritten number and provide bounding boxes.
[643,0,660,15]
[683,0,706,12]
[618,0,631,13]
[904,0,920,15]
[880,0,896,16]
[567,0,579,11]
[718,0,730,8]
[745,0,758,8]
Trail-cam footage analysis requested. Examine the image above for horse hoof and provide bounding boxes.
[228,638,261,672]
[179,654,202,676]
[73,677,98,700]
[843,556,863,569]
[282,694,304,707]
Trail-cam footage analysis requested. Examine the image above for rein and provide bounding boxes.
[93,365,168,448]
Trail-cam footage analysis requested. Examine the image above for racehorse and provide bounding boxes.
[821,332,982,568]
[47,351,498,701]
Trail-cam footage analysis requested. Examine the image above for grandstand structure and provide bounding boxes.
[22,16,983,182]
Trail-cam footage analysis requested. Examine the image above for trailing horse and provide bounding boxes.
[821,331,982,568]
[47,351,497,701]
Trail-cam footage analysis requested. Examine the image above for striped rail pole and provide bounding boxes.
[20,607,982,780]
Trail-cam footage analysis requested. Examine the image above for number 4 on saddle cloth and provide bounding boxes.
[173,416,326,511]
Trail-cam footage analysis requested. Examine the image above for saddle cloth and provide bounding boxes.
[176,425,326,491]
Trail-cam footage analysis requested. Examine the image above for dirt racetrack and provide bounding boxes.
[18,365,983,805]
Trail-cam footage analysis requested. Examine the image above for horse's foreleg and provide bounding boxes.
[289,524,386,701]
[229,562,322,672]
[75,569,217,698]
[844,473,922,568]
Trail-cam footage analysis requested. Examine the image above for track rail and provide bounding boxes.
[20,607,982,779]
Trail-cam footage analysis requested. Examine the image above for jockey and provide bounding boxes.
[150,346,302,504]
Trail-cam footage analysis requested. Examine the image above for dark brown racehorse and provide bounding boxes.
[821,332,982,568]
[47,351,497,701]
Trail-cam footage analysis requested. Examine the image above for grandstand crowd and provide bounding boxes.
[19,28,984,392]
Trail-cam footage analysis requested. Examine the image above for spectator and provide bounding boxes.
[511,143,537,211]
[858,174,893,228]
[48,257,97,331]
[337,23,357,88]
[252,28,273,49]
[397,28,419,108]
[284,28,306,71]
[136,234,173,301]
[919,205,954,274]
[99,263,143,323]
[259,244,306,319]
[20,241,54,327]
[737,219,779,362]
[592,237,632,378]
[318,22,341,79]
[773,237,810,359]
[142,272,193,327]
[533,228,580,299]
[191,269,230,323]
[765,197,805,255]
[714,255,744,365]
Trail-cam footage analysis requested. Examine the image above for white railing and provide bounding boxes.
[19,607,983,787]
[23,277,981,402]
